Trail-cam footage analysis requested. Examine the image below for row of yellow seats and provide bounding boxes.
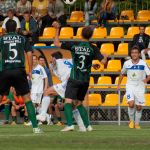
[39,26,149,40]
[88,93,150,107]
[91,59,150,72]
[67,10,150,22]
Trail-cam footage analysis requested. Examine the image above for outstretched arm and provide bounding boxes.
[117,74,124,90]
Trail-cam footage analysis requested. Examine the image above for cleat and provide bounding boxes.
[10,121,17,125]
[24,121,32,126]
[61,125,74,132]
[135,124,141,129]
[24,121,30,126]
[78,127,87,132]
[36,114,46,122]
[33,127,43,134]
[3,121,9,125]
[87,125,93,132]
[56,121,64,126]
[129,120,134,129]
[38,121,43,125]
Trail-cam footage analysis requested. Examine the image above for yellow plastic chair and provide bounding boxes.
[100,43,114,55]
[121,95,128,106]
[89,77,94,89]
[91,60,104,72]
[39,27,56,39]
[120,10,134,20]
[145,26,150,36]
[124,27,139,38]
[88,94,102,106]
[112,76,127,88]
[102,94,118,106]
[67,11,84,22]
[107,27,124,38]
[73,27,83,39]
[92,27,107,38]
[104,60,121,72]
[114,43,128,55]
[145,94,150,106]
[95,76,112,89]
[34,43,46,46]
[137,10,150,21]
[59,27,74,39]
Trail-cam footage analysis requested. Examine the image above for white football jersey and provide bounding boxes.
[50,59,72,82]
[31,64,47,93]
[121,59,150,85]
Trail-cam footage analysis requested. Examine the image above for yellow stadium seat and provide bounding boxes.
[92,27,107,38]
[100,43,114,55]
[73,27,83,39]
[91,60,104,72]
[145,94,150,106]
[102,94,118,106]
[120,10,134,20]
[104,60,121,72]
[89,77,94,89]
[34,43,46,46]
[145,27,150,36]
[124,27,139,38]
[107,27,124,38]
[59,27,74,39]
[114,43,128,55]
[39,27,56,39]
[67,11,84,22]
[121,95,128,106]
[112,76,127,88]
[137,10,150,21]
[88,94,102,106]
[95,76,112,89]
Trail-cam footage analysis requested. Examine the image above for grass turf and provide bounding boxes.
[0,125,150,150]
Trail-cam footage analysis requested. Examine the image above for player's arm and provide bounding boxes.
[143,63,150,84]
[44,77,48,91]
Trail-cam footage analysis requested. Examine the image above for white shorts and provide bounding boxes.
[53,80,68,98]
[126,83,145,106]
[31,93,43,104]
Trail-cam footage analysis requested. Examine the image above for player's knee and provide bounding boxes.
[54,104,59,109]
[128,101,134,108]
[136,105,142,111]
[65,98,72,104]
[22,93,31,103]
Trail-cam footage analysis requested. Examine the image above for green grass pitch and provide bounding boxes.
[0,124,150,150]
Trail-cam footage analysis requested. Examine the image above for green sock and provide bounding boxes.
[4,104,10,121]
[77,105,90,128]
[25,101,38,128]
[12,116,17,122]
[64,103,73,126]
[57,117,61,122]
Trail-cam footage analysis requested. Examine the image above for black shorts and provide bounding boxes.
[65,78,89,101]
[0,68,30,96]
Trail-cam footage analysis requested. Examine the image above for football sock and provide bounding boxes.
[73,109,85,129]
[4,104,10,121]
[128,107,135,121]
[135,110,142,125]
[24,116,29,122]
[41,96,50,115]
[77,105,89,128]
[64,103,73,126]
[57,117,61,122]
[12,116,17,122]
[25,101,38,128]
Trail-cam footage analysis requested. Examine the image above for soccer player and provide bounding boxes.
[0,19,42,133]
[52,22,107,132]
[118,46,150,129]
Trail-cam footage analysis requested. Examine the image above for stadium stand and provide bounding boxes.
[67,11,84,22]
[92,27,107,38]
[73,27,83,39]
[59,27,74,39]
[88,94,102,107]
[39,27,56,39]
[100,43,114,55]
[107,27,124,38]
[114,43,128,55]
[104,60,121,72]
[120,10,134,21]
[124,27,140,38]
[137,10,150,21]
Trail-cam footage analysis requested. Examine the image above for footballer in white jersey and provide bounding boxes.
[118,46,150,129]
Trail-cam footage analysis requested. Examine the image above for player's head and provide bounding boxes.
[23,11,31,22]
[139,26,145,35]
[38,55,45,67]
[7,9,15,19]
[51,51,63,65]
[82,26,93,40]
[131,46,141,61]
[6,19,17,33]
[33,55,38,66]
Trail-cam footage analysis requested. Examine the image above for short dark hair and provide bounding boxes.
[139,25,146,29]
[82,26,93,40]
[38,55,45,60]
[51,51,63,59]
[6,19,17,33]
[24,11,30,15]
[7,9,14,14]
[131,45,140,53]
[33,55,38,59]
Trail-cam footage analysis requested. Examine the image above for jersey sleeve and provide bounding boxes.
[61,42,74,51]
[40,66,47,79]
[24,38,32,52]
[144,63,150,75]
[121,62,127,74]
[93,46,104,61]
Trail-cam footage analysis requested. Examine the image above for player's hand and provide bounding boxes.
[28,72,32,80]
[93,64,100,70]
[117,85,121,90]
[52,21,60,29]
[143,79,147,84]
[15,105,20,110]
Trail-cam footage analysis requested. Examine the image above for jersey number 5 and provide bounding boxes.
[9,43,18,60]
[77,55,85,70]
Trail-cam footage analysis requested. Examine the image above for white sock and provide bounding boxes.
[141,50,146,60]
[148,51,150,58]
[41,96,50,116]
[73,109,86,130]
[135,110,142,125]
[128,107,135,121]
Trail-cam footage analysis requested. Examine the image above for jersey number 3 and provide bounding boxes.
[77,55,85,70]
[9,43,18,60]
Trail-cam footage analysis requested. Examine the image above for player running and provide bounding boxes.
[52,22,107,132]
[0,19,42,133]
[118,46,150,129]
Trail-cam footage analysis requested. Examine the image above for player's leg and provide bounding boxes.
[11,105,17,125]
[135,105,142,129]
[55,103,63,125]
[4,103,11,124]
[24,106,29,125]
